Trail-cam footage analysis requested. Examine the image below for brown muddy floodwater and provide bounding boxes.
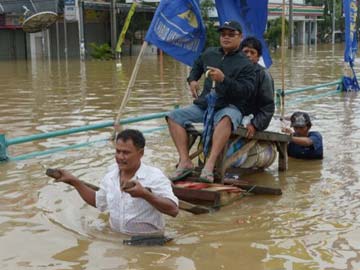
[1,44,360,270]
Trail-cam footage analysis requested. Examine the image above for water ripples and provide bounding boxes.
[1,44,360,269]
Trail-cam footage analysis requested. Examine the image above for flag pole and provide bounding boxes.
[113,41,148,137]
[280,0,286,117]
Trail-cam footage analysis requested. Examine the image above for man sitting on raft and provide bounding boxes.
[239,36,275,137]
[166,21,256,183]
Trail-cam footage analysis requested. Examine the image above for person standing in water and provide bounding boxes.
[49,129,179,235]
[282,111,323,159]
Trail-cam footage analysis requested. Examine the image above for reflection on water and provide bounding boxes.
[1,44,360,269]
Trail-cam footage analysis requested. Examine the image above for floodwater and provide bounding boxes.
[1,44,360,270]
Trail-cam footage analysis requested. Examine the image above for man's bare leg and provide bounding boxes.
[167,118,193,169]
[203,116,232,172]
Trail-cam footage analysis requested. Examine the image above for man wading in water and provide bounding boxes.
[47,129,179,235]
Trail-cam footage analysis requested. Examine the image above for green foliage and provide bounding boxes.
[200,0,219,47]
[265,18,288,48]
[89,43,114,60]
[205,24,220,47]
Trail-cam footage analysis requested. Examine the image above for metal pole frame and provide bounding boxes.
[0,134,8,161]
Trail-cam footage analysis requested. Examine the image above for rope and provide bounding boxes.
[212,185,257,209]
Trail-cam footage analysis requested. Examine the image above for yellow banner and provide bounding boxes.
[116,2,137,53]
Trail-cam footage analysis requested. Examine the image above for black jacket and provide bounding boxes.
[243,64,275,131]
[187,47,256,113]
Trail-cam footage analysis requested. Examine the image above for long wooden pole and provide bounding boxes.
[113,41,148,136]
[280,0,286,117]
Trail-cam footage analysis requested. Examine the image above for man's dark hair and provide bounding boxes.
[290,111,312,129]
[116,129,145,149]
[240,36,263,56]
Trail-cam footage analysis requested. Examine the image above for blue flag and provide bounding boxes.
[145,0,206,66]
[214,0,272,68]
[344,0,358,64]
[343,0,359,91]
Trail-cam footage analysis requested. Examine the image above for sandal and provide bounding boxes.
[198,168,214,183]
[169,167,193,182]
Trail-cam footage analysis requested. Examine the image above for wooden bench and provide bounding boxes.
[187,126,291,183]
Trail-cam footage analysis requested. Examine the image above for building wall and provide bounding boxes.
[48,20,112,59]
[0,29,27,60]
[48,22,80,58]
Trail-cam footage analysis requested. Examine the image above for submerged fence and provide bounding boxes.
[0,78,345,162]
[0,112,168,162]
[275,78,342,106]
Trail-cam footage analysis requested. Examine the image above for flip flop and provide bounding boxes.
[169,167,193,182]
[198,168,214,183]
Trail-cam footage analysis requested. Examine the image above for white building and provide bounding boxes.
[269,0,324,45]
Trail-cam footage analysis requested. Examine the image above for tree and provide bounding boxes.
[265,18,288,49]
[200,0,219,47]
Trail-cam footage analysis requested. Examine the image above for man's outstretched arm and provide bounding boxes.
[52,169,96,207]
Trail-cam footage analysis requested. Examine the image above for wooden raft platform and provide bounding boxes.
[172,175,282,214]
[173,181,245,214]
[187,126,291,182]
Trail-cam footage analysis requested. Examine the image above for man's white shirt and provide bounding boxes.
[96,163,178,235]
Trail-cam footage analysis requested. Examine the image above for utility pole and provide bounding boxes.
[78,0,85,60]
[64,15,68,59]
[332,0,336,44]
[288,0,293,49]
[110,0,117,51]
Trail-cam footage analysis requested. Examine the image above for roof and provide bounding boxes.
[269,3,324,17]
[83,1,156,12]
[0,0,155,15]
[0,0,60,14]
